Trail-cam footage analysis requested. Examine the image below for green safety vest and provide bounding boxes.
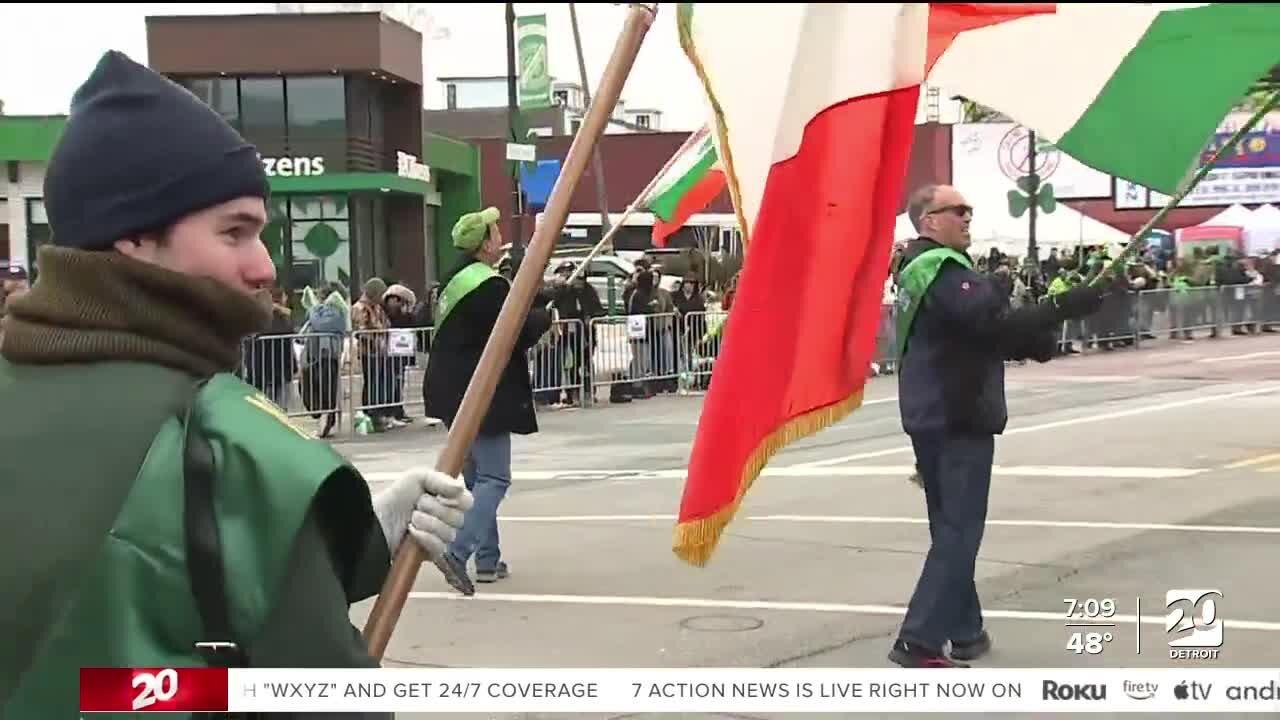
[6,373,369,719]
[1048,276,1071,296]
[895,246,973,359]
[433,261,503,340]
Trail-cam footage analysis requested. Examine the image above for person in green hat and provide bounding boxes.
[424,207,552,595]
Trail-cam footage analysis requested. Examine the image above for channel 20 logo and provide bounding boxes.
[132,669,179,710]
[80,667,228,713]
[1166,589,1223,660]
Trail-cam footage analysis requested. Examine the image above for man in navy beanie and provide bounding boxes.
[0,51,472,718]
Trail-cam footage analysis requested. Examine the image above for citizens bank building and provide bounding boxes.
[0,11,482,297]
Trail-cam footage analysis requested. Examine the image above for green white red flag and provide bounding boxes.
[671,1,1053,565]
[671,1,1280,567]
[639,124,726,246]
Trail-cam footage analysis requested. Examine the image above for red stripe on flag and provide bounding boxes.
[652,169,727,247]
[673,85,920,565]
[925,3,1057,75]
[80,667,229,712]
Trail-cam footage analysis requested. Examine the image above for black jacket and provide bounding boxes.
[423,262,552,435]
[898,238,1060,436]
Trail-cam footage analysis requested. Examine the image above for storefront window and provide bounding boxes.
[240,77,286,138]
[287,76,346,137]
[183,77,239,129]
[290,195,350,292]
[264,196,290,283]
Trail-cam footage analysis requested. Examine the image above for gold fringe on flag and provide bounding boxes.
[672,389,865,567]
[676,2,751,247]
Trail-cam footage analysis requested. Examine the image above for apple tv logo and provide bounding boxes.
[1174,680,1212,701]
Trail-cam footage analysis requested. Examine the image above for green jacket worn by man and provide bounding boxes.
[0,50,473,719]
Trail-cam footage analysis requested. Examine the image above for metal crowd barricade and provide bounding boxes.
[528,318,588,406]
[239,331,351,431]
[677,310,728,391]
[348,327,433,423]
[588,312,680,398]
[871,303,897,374]
[1134,283,1275,343]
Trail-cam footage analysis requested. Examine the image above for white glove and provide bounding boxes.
[371,468,473,561]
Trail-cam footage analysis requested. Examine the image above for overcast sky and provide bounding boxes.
[0,2,708,129]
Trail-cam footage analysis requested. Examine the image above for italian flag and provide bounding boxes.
[671,1,1280,567]
[928,2,1280,194]
[640,124,726,246]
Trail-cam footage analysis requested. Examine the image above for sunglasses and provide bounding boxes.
[927,204,973,218]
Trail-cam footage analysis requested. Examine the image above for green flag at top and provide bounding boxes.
[517,14,551,109]
[928,2,1280,195]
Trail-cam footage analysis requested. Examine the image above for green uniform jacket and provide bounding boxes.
[0,359,391,719]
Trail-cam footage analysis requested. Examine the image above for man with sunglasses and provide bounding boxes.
[888,184,1104,669]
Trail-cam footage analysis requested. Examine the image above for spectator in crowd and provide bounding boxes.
[299,283,348,438]
[623,267,662,401]
[383,283,419,425]
[243,286,297,409]
[548,261,604,405]
[353,277,398,432]
[673,273,708,390]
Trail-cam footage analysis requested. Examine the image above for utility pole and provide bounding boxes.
[506,2,525,270]
[570,2,614,240]
[1027,127,1039,268]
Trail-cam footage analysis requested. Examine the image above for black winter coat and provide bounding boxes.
[423,263,552,435]
[898,238,1061,436]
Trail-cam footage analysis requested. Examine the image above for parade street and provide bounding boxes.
[341,333,1280,718]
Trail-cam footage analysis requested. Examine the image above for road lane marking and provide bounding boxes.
[1196,350,1280,364]
[405,591,1280,631]
[797,384,1280,468]
[360,464,1203,484]
[495,514,1280,535]
[1223,452,1280,469]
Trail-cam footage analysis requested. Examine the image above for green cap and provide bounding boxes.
[452,207,501,251]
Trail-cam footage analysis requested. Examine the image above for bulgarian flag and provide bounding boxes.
[672,1,1280,566]
[640,124,727,246]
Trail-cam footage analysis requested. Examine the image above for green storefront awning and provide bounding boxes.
[268,172,432,196]
[0,116,67,161]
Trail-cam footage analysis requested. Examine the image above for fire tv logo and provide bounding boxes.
[132,669,179,710]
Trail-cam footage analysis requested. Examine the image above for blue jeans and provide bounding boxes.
[899,432,994,651]
[447,431,512,572]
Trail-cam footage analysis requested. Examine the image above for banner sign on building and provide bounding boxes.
[516,14,551,109]
[952,123,1113,202]
[1109,111,1280,209]
[1178,125,1280,207]
[1114,178,1148,210]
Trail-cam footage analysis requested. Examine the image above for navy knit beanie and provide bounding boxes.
[43,50,269,251]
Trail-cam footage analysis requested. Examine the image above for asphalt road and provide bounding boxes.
[331,332,1280,719]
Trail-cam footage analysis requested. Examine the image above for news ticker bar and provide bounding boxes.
[81,668,1280,714]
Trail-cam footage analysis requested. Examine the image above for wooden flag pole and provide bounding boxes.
[361,3,658,660]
